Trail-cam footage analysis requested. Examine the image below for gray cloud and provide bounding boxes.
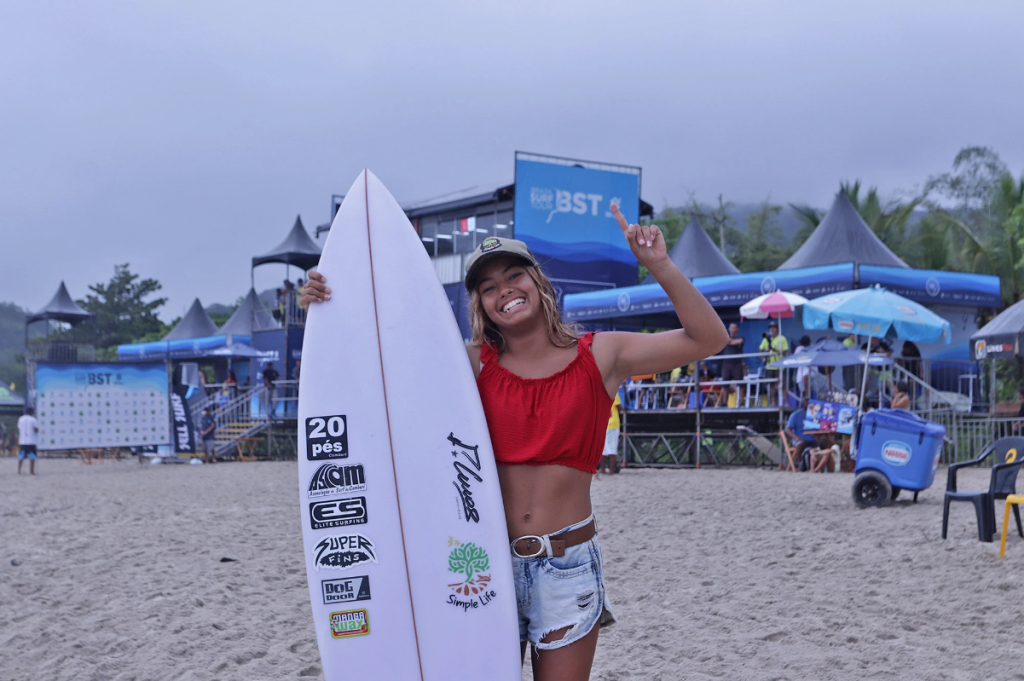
[2,0,1021,317]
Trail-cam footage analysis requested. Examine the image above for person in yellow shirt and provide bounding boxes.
[759,323,789,405]
[599,391,624,476]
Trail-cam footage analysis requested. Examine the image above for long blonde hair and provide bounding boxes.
[468,263,580,354]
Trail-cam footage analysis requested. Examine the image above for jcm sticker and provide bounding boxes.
[330,609,370,638]
[881,440,912,466]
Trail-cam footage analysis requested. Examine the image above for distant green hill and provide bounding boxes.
[0,303,27,392]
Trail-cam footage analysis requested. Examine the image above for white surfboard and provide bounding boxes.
[298,170,520,680]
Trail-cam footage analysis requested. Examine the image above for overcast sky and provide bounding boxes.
[2,1,1022,319]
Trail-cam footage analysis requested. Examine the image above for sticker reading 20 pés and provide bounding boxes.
[306,415,348,460]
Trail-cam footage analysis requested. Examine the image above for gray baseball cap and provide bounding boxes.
[464,237,539,290]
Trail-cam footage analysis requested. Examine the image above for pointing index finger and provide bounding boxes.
[610,203,630,232]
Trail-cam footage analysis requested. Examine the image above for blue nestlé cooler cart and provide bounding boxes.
[852,409,946,508]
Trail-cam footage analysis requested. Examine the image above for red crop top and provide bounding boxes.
[477,332,614,474]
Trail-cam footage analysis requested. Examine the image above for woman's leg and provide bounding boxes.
[531,624,600,681]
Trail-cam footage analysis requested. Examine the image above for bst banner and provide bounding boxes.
[514,156,640,288]
[35,362,170,450]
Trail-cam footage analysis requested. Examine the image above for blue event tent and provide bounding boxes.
[563,264,999,323]
[118,334,252,361]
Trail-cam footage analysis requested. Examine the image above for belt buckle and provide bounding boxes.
[511,535,546,558]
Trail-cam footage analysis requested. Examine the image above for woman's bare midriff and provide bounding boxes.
[497,463,594,539]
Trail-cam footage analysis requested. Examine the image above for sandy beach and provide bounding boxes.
[2,457,1022,681]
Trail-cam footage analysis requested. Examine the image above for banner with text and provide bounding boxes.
[514,156,640,288]
[35,362,170,450]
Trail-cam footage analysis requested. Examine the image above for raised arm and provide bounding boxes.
[592,204,729,395]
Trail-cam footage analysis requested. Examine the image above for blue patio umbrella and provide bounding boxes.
[802,285,951,344]
[768,338,895,369]
[801,285,951,410]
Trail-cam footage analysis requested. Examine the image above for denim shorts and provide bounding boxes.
[511,515,616,650]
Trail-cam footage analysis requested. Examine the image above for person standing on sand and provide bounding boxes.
[598,390,623,477]
[302,204,728,681]
[200,407,217,464]
[17,407,40,475]
[263,363,279,417]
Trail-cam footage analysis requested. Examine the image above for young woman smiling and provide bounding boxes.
[301,204,728,681]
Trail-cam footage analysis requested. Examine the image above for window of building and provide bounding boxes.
[496,210,513,238]
[419,218,438,257]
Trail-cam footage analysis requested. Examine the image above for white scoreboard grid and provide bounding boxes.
[35,362,171,450]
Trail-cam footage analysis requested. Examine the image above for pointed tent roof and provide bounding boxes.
[219,288,280,336]
[778,191,908,270]
[162,299,220,341]
[27,281,94,325]
[252,215,322,271]
[642,218,740,284]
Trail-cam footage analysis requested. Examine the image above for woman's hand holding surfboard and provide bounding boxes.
[611,202,668,271]
[300,271,330,309]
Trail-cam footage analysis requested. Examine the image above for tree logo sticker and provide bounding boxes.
[446,538,498,611]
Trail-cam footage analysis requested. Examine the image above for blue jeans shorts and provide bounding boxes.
[511,515,616,650]
[19,445,37,460]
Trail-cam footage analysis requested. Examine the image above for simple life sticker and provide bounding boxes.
[306,415,348,460]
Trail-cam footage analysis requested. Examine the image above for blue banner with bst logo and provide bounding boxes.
[514,158,640,288]
[35,362,171,450]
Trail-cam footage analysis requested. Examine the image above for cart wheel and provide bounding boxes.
[853,471,891,508]
[890,487,901,501]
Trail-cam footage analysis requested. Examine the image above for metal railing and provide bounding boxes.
[25,340,97,362]
[624,351,782,411]
[270,292,306,327]
[190,384,269,457]
[621,429,782,468]
[919,410,1024,466]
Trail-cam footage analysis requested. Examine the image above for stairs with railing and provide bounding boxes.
[890,363,972,413]
[190,385,271,457]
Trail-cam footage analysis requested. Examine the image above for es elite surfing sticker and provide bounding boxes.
[309,497,369,530]
[306,415,348,460]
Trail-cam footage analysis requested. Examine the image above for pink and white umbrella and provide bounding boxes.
[740,291,808,334]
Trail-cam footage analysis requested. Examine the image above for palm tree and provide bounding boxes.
[788,181,922,258]
[927,173,1024,305]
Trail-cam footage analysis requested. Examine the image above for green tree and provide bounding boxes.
[731,201,786,271]
[0,303,28,393]
[924,146,1010,236]
[791,181,923,265]
[839,181,923,257]
[786,203,821,256]
[924,149,1024,305]
[67,264,170,352]
[447,543,489,583]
